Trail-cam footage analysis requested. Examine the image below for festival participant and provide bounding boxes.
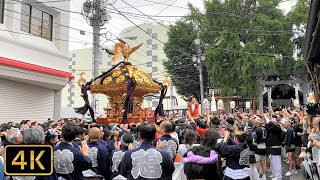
[12,128,58,180]
[178,130,200,157]
[225,117,237,141]
[308,118,320,176]
[282,118,297,176]
[45,129,59,146]
[54,123,92,180]
[118,122,175,180]
[111,132,134,179]
[264,113,283,180]
[220,130,250,180]
[254,116,268,180]
[5,128,23,145]
[20,120,31,130]
[31,121,40,128]
[156,120,179,161]
[210,117,221,130]
[292,115,303,170]
[72,126,86,150]
[183,129,223,180]
[245,120,260,180]
[85,127,111,179]
[188,97,200,119]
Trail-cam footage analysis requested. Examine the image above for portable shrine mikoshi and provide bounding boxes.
[75,42,168,124]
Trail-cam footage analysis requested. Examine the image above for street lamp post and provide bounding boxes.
[82,0,111,117]
[193,22,206,115]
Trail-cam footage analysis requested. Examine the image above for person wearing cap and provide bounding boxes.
[111,132,135,179]
[5,128,23,145]
[85,127,111,179]
[220,130,250,180]
[263,113,282,180]
[45,129,59,146]
[253,116,268,180]
[245,120,260,180]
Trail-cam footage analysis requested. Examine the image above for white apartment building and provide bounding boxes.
[62,23,186,115]
[0,0,72,123]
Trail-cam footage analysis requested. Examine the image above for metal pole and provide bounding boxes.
[93,25,100,116]
[195,29,205,116]
[92,0,101,117]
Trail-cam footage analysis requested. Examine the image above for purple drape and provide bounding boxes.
[74,61,127,123]
[121,78,137,124]
[74,82,95,122]
[154,84,168,123]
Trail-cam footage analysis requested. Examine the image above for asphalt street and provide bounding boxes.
[265,159,306,180]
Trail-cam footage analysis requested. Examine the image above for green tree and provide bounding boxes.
[163,20,209,101]
[164,0,309,98]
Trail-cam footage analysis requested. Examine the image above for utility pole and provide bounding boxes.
[192,22,205,115]
[82,0,111,117]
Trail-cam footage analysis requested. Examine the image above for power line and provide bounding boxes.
[121,0,178,35]
[206,30,295,36]
[210,47,296,59]
[152,63,195,76]
[141,0,188,10]
[110,4,195,57]
[116,0,174,9]
[107,0,299,26]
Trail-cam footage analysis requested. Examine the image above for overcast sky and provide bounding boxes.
[69,0,295,50]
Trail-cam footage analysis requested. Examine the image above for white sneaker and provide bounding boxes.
[285,160,289,164]
[269,174,275,178]
[293,170,298,175]
[261,175,266,180]
[285,171,293,176]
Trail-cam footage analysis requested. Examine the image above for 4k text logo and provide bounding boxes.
[4,145,53,176]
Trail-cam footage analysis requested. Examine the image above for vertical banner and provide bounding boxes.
[211,91,217,112]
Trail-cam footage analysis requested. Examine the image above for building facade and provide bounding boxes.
[0,0,72,123]
[62,23,186,115]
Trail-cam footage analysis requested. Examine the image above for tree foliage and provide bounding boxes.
[163,21,209,100]
[164,0,309,98]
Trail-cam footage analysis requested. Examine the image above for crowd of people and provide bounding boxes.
[0,101,319,180]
